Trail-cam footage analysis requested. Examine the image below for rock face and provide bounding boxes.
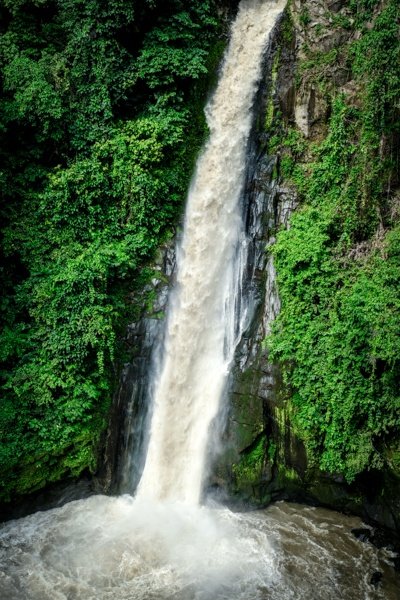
[101,243,176,494]
[207,18,299,504]
[208,0,400,537]
[107,0,400,539]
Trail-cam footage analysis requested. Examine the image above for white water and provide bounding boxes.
[137,0,286,505]
[1,498,398,599]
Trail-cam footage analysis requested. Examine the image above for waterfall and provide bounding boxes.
[1,3,395,599]
[137,0,286,504]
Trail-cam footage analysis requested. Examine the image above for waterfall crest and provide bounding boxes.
[137,0,286,504]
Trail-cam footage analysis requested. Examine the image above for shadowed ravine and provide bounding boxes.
[0,1,399,598]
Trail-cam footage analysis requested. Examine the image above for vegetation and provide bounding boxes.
[0,0,223,500]
[1,0,398,504]
[232,435,266,490]
[267,0,400,482]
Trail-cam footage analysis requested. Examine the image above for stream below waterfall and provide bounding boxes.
[1,496,399,600]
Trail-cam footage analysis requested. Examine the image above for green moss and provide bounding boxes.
[230,365,265,451]
[264,51,281,132]
[0,426,102,500]
[299,7,311,29]
[280,9,295,45]
[277,465,300,483]
[266,0,400,483]
[232,436,266,488]
[385,445,400,477]
[267,441,277,462]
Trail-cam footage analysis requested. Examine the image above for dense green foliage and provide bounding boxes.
[267,0,400,481]
[0,0,223,499]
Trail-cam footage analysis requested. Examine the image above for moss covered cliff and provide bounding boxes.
[225,0,400,532]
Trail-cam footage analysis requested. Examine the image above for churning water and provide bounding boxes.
[0,497,398,599]
[1,1,399,599]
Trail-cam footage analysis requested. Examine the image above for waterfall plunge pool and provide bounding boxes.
[1,496,399,600]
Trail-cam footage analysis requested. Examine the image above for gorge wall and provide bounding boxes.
[1,0,399,541]
[210,0,400,535]
[107,0,400,535]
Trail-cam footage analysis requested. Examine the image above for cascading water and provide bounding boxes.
[136,0,286,505]
[1,2,399,599]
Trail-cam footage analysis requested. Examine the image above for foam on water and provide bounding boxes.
[1,497,398,600]
[0,495,276,600]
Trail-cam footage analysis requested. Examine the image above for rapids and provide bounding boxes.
[0,497,398,599]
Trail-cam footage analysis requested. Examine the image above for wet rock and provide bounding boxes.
[211,0,400,542]
[351,528,372,544]
[327,0,346,12]
[316,30,347,53]
[294,94,311,137]
[369,572,383,587]
[369,528,399,552]
[101,241,176,495]
[391,556,400,572]
[0,477,95,523]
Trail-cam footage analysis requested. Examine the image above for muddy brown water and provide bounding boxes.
[0,496,399,600]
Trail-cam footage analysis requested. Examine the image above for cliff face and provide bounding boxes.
[9,0,393,533]
[101,241,176,494]
[104,0,400,536]
[97,0,400,541]
[214,0,400,535]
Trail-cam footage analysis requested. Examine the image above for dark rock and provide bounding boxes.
[370,528,399,552]
[0,477,95,523]
[391,556,400,572]
[351,528,372,543]
[100,240,176,496]
[327,0,346,12]
[369,572,383,587]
